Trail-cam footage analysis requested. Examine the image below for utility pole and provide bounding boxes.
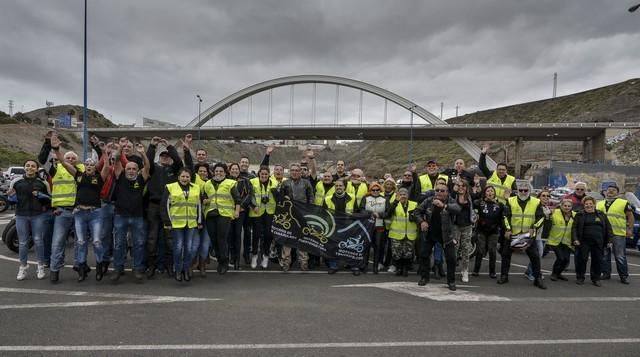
[440,102,444,120]
[455,105,459,117]
[8,99,13,116]
[552,72,557,98]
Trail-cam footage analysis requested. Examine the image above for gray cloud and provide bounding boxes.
[0,0,638,125]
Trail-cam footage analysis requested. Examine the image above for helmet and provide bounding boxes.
[510,232,534,252]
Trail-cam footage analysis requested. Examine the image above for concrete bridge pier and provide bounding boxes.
[514,137,523,178]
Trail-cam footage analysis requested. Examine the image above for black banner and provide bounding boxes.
[271,199,375,264]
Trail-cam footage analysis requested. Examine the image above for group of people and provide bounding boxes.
[9,133,634,291]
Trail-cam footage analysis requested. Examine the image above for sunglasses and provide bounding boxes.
[435,189,447,193]
[540,194,550,198]
[371,189,380,192]
[575,188,585,191]
[518,189,529,192]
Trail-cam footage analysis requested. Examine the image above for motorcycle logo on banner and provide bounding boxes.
[271,198,375,264]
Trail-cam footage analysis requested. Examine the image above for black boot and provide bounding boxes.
[402,262,409,277]
[102,261,110,275]
[50,271,59,283]
[219,259,229,275]
[110,270,121,282]
[534,277,547,290]
[418,273,429,286]
[147,266,157,279]
[497,275,509,284]
[95,262,104,281]
[175,270,183,282]
[184,270,191,282]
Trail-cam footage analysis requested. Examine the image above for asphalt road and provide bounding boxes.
[0,211,639,356]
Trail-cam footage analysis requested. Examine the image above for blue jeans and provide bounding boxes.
[100,202,115,263]
[173,228,196,274]
[42,211,54,265]
[601,237,628,278]
[74,208,104,266]
[433,242,443,264]
[50,209,75,272]
[15,213,48,265]
[190,228,210,259]
[113,215,145,272]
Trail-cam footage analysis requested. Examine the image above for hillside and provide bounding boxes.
[17,105,118,128]
[448,78,640,124]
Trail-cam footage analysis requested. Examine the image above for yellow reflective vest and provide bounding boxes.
[324,193,356,214]
[487,172,516,204]
[270,175,287,188]
[166,182,201,229]
[202,178,237,218]
[596,198,629,237]
[346,181,368,206]
[418,174,449,193]
[52,163,85,207]
[314,181,335,206]
[388,200,418,241]
[249,177,276,217]
[505,196,542,235]
[547,209,574,247]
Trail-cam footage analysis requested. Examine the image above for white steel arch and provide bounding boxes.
[188,75,496,169]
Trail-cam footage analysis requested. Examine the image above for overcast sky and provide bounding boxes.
[1,0,638,126]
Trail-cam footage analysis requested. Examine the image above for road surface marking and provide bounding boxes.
[0,338,639,351]
[0,286,220,310]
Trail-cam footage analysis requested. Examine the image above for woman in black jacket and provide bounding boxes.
[572,196,612,286]
[472,186,505,279]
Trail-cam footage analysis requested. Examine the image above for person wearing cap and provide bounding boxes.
[346,168,368,210]
[46,133,86,283]
[359,182,389,274]
[144,137,184,278]
[384,187,419,277]
[413,183,461,291]
[597,183,633,284]
[418,160,449,198]
[479,145,516,204]
[563,182,588,211]
[324,179,359,275]
[499,180,547,289]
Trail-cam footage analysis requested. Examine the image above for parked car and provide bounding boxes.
[3,166,25,180]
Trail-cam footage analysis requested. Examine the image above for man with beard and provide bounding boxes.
[418,160,449,196]
[498,181,547,289]
[110,143,151,282]
[479,146,516,204]
[332,160,348,182]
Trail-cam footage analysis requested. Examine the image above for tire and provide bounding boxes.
[2,219,33,253]
[0,197,8,213]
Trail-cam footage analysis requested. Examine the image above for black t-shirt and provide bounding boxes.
[113,173,146,217]
[428,206,443,242]
[75,172,103,207]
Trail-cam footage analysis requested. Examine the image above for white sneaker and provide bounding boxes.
[377,263,385,272]
[17,265,28,281]
[36,264,46,280]
[260,255,269,269]
[462,271,469,283]
[251,254,258,269]
[387,265,397,273]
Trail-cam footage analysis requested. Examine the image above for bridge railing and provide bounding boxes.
[179,122,640,129]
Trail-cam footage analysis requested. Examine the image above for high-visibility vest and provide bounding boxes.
[52,163,85,207]
[597,198,629,237]
[249,177,276,217]
[166,182,201,229]
[269,175,287,188]
[324,194,356,214]
[202,179,236,218]
[506,196,541,235]
[487,172,516,204]
[346,181,368,205]
[383,192,397,229]
[547,209,574,247]
[194,174,207,188]
[314,181,335,206]
[418,174,449,193]
[388,200,418,241]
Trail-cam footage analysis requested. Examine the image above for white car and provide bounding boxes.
[3,167,25,180]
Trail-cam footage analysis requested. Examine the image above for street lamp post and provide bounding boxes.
[82,0,88,160]
[630,3,640,12]
[196,94,202,144]
[546,133,558,187]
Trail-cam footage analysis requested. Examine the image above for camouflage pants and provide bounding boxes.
[453,225,473,273]
[390,239,414,261]
[280,246,309,269]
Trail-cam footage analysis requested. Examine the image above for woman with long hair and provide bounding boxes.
[359,182,389,274]
[472,185,504,279]
[248,166,276,269]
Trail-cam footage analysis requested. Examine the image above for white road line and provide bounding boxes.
[0,286,220,309]
[1,338,639,351]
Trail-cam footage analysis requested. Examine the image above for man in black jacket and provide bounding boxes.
[413,184,461,291]
[145,137,183,278]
